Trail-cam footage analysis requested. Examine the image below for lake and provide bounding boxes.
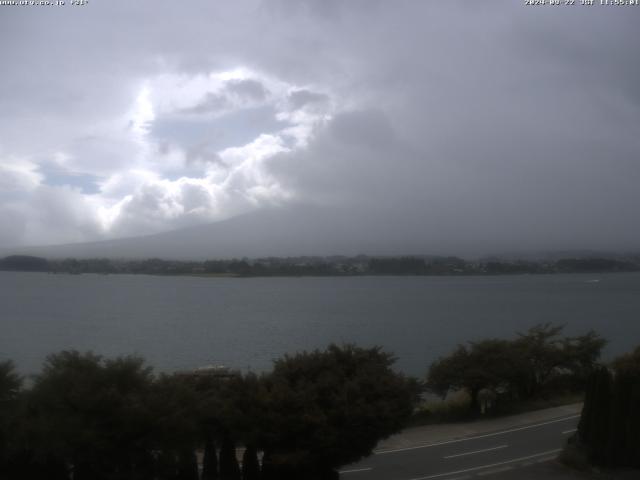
[1,271,639,377]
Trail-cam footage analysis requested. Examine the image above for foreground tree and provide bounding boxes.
[0,361,22,478]
[148,374,203,479]
[177,449,199,480]
[426,324,606,414]
[0,361,21,401]
[241,445,260,480]
[25,351,156,480]
[260,344,418,479]
[193,371,255,480]
[576,346,640,468]
[514,324,605,397]
[219,435,241,480]
[201,435,219,480]
[427,339,525,414]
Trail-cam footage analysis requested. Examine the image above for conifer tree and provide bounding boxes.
[241,445,260,480]
[177,449,199,480]
[219,435,241,480]
[577,347,640,468]
[156,450,179,480]
[202,436,219,480]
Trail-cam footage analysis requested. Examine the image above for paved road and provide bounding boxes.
[339,414,579,480]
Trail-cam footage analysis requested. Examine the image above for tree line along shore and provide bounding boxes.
[1,254,640,277]
[1,323,637,479]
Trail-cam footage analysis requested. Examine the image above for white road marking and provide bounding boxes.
[443,444,508,459]
[477,465,512,476]
[562,429,577,435]
[339,467,373,474]
[534,456,557,463]
[407,448,562,480]
[375,415,579,455]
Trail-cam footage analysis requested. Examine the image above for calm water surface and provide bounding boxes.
[1,272,639,376]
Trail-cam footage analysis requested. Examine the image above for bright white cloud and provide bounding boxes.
[0,62,335,245]
[0,159,42,194]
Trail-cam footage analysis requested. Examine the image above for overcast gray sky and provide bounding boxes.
[1,0,639,255]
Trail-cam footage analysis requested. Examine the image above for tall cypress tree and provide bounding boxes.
[610,367,640,468]
[577,366,597,444]
[259,451,274,480]
[613,347,640,468]
[202,436,218,480]
[176,449,199,480]
[578,366,612,464]
[577,347,640,469]
[606,372,629,466]
[241,445,260,480]
[627,374,640,467]
[219,435,241,480]
[156,450,179,480]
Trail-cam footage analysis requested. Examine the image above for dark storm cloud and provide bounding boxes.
[287,90,329,109]
[1,0,639,254]
[225,79,269,102]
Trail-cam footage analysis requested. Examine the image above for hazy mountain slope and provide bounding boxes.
[0,205,434,260]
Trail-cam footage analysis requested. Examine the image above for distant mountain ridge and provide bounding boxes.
[1,204,637,261]
[0,205,433,260]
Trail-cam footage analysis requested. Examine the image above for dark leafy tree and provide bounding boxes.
[427,324,606,414]
[611,345,640,378]
[0,361,23,478]
[194,370,266,478]
[148,373,203,480]
[1,345,420,479]
[514,324,605,397]
[513,323,568,397]
[260,344,417,478]
[427,339,526,414]
[560,330,607,387]
[150,375,201,444]
[25,351,155,480]
[0,361,21,401]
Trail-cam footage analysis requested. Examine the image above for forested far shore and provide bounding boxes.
[1,254,639,277]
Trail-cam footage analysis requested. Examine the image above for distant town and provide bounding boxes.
[1,253,639,277]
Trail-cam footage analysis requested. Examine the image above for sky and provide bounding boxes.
[1,0,639,255]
